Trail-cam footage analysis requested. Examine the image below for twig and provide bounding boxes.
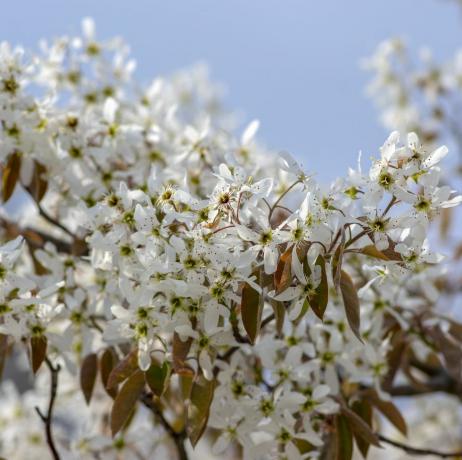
[378,433,462,458]
[140,392,188,460]
[37,202,76,238]
[35,358,61,460]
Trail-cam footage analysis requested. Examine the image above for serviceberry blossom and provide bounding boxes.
[0,18,461,460]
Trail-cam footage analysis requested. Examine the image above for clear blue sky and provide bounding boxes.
[3,0,462,181]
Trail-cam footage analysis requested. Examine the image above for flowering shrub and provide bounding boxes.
[1,19,462,460]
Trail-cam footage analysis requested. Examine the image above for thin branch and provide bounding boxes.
[140,392,188,460]
[36,203,76,238]
[378,434,462,458]
[35,358,61,460]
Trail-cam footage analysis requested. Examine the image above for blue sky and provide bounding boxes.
[3,0,462,181]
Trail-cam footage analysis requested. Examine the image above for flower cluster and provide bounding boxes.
[1,19,461,460]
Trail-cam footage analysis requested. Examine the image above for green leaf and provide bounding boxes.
[310,255,328,320]
[100,347,119,398]
[335,414,353,460]
[80,353,98,405]
[145,361,171,397]
[187,375,216,447]
[241,278,263,344]
[107,348,138,389]
[110,369,145,436]
[339,270,361,341]
[2,151,21,203]
[30,336,47,374]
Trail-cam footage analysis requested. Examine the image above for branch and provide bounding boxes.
[140,392,188,460]
[378,434,462,458]
[35,358,61,460]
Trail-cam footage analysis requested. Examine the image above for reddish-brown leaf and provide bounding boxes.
[27,161,48,203]
[310,255,328,320]
[339,270,361,341]
[173,332,194,375]
[2,151,21,203]
[352,400,373,458]
[100,347,119,398]
[0,334,9,380]
[274,247,292,294]
[241,280,263,344]
[80,353,98,405]
[187,375,216,447]
[107,348,138,389]
[110,369,145,436]
[341,405,380,447]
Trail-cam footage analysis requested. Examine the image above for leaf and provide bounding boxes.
[173,332,194,375]
[241,278,263,344]
[341,405,380,447]
[100,347,119,398]
[187,375,216,447]
[360,244,402,262]
[428,326,462,382]
[339,270,361,341]
[335,414,353,460]
[2,151,21,203]
[107,348,138,389]
[274,247,292,294]
[0,334,9,380]
[332,228,345,289]
[145,361,171,397]
[30,336,47,374]
[26,161,48,203]
[352,400,373,458]
[270,299,285,335]
[310,255,328,320]
[80,353,98,405]
[110,369,145,436]
[362,389,407,436]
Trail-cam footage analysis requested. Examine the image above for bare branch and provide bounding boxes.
[35,358,61,460]
[378,434,462,458]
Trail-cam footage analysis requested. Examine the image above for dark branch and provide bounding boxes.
[140,392,188,460]
[378,434,462,458]
[35,358,61,460]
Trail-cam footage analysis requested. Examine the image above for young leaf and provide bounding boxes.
[30,336,47,374]
[241,280,263,344]
[310,255,328,320]
[362,389,407,436]
[100,347,119,398]
[110,369,145,436]
[26,161,48,203]
[173,332,194,375]
[0,334,9,380]
[274,247,292,294]
[341,405,380,447]
[352,400,373,458]
[2,151,21,203]
[335,414,353,460]
[107,348,138,389]
[80,353,98,405]
[187,375,216,447]
[145,361,171,397]
[339,270,361,341]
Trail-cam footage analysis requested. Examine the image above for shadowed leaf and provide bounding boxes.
[30,336,47,374]
[101,347,119,398]
[80,353,98,405]
[145,361,171,397]
[310,255,328,320]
